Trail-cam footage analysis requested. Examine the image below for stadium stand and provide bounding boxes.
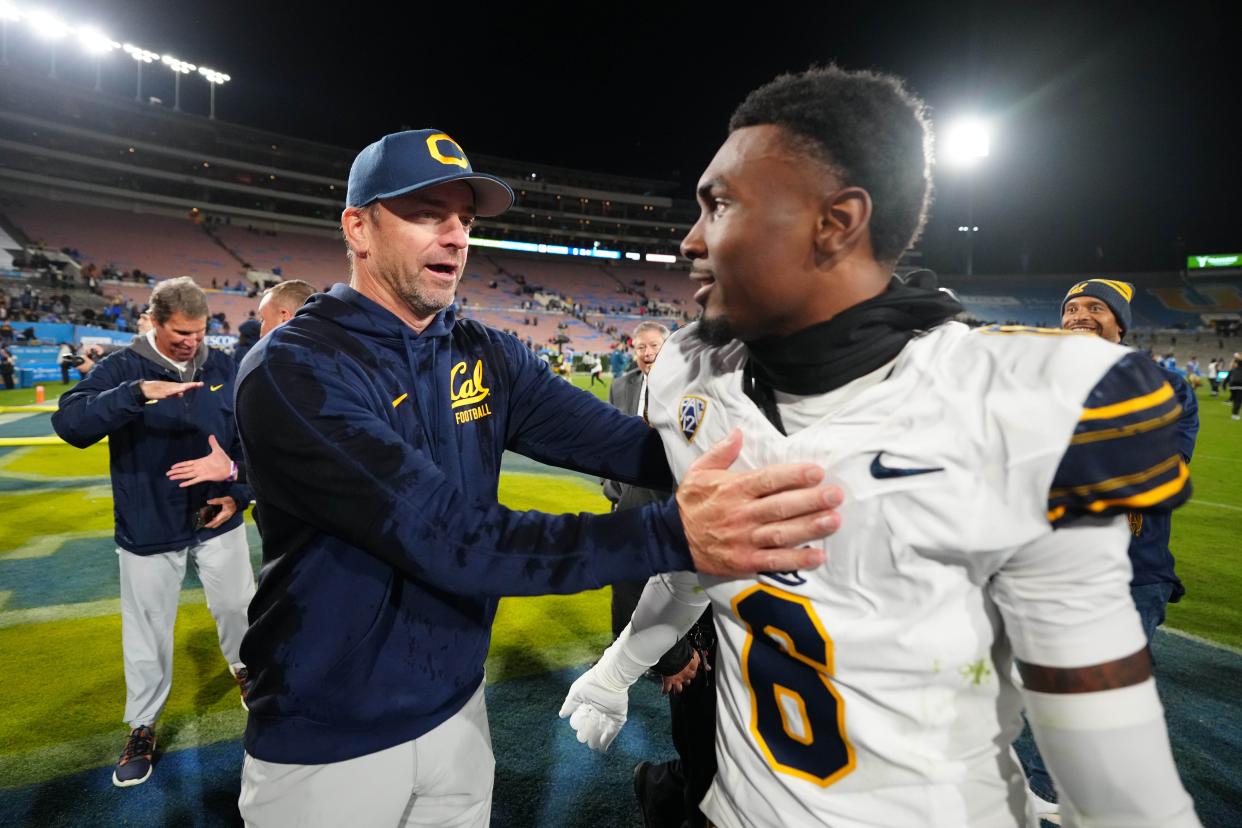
[3,193,237,282]
[207,223,344,289]
[4,62,1241,361]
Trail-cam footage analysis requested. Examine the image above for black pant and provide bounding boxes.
[611,579,647,640]
[636,621,718,828]
[1232,390,1242,416]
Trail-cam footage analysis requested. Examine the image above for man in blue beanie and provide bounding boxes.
[1061,277,1198,641]
[1017,278,1202,819]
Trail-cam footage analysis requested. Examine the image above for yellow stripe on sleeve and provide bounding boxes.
[1080,460,1189,513]
[1070,405,1182,444]
[392,392,408,408]
[1079,382,1174,422]
[1048,454,1182,498]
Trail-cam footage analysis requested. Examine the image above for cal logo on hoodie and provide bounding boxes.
[451,359,493,424]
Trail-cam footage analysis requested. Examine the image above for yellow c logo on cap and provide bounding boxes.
[426,133,469,168]
[1069,279,1134,302]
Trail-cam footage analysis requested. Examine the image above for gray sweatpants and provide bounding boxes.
[118,524,255,727]
[239,680,494,827]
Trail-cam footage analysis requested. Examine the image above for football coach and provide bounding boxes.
[232,129,844,827]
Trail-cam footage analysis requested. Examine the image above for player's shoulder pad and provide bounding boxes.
[930,323,1119,404]
[646,323,745,403]
[1047,351,1191,526]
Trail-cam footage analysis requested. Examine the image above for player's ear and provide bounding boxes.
[814,186,872,265]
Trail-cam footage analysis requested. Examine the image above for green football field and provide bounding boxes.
[0,373,1238,816]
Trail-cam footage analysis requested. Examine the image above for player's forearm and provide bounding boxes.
[599,571,708,687]
[1023,677,1200,827]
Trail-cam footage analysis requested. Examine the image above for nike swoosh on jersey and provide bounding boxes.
[210,384,224,392]
[869,452,944,479]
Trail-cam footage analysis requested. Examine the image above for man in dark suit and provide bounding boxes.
[605,321,674,634]
[604,320,717,828]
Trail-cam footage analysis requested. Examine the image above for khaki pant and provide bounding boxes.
[240,680,494,827]
[118,525,255,727]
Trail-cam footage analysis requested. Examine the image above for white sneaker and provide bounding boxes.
[1028,787,1061,825]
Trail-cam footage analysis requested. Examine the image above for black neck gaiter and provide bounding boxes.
[740,279,962,432]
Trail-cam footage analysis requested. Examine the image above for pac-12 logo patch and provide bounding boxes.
[679,395,707,443]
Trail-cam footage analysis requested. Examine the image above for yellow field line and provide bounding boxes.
[0,436,106,447]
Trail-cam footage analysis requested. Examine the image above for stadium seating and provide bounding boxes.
[3,194,239,282]
[208,224,344,290]
[11,186,1242,360]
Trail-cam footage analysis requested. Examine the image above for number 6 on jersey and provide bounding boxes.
[733,584,856,786]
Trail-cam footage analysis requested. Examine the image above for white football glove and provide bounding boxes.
[558,664,631,752]
[559,573,710,752]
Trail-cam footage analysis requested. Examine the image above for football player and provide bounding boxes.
[561,66,1200,828]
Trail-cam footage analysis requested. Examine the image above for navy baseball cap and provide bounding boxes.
[346,129,514,217]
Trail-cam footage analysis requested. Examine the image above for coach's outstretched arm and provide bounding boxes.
[237,357,839,598]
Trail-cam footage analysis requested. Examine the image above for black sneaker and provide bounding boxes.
[112,725,156,787]
[234,666,251,711]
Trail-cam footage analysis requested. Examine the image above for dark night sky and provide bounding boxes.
[18,1,1242,273]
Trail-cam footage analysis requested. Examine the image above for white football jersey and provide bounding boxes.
[645,322,1161,828]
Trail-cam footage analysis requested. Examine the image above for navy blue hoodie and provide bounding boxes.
[235,284,690,764]
[1126,364,1198,598]
[52,334,251,553]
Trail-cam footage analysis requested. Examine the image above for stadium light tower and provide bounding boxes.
[25,7,69,79]
[76,26,119,91]
[198,66,230,120]
[161,54,197,111]
[124,42,158,102]
[942,118,991,276]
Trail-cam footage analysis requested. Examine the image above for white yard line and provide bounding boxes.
[1161,626,1242,657]
[1184,498,1242,513]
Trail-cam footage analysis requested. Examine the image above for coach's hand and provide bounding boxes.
[168,435,233,487]
[140,380,204,400]
[678,429,840,577]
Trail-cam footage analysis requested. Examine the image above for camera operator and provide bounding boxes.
[58,342,86,384]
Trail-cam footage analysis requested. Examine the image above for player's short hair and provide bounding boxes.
[263,279,316,312]
[632,321,670,340]
[728,65,933,264]
[148,277,209,324]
